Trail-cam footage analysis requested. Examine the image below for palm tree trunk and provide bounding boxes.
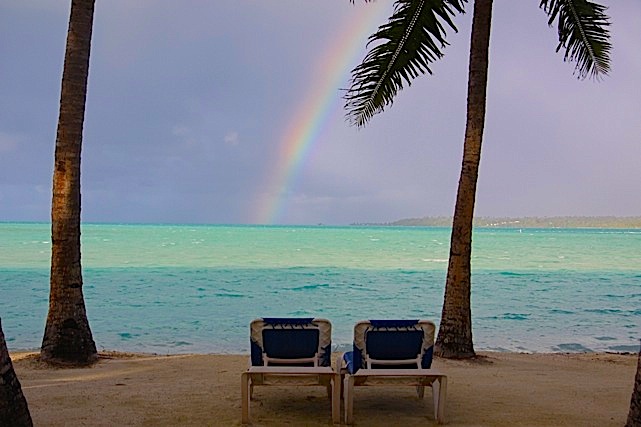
[0,319,33,427]
[435,0,493,359]
[41,0,97,364]
[627,344,641,427]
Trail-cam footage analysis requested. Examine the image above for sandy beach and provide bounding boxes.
[10,351,637,426]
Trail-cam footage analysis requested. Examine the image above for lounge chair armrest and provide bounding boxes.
[336,352,348,375]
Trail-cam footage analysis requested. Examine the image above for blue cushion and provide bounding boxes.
[263,317,314,325]
[263,329,319,361]
[250,340,263,366]
[366,330,423,361]
[422,345,434,369]
[369,319,418,328]
[342,351,360,375]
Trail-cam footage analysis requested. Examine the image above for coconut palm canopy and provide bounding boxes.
[345,0,611,127]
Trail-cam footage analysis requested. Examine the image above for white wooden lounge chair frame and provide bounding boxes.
[341,319,448,424]
[241,318,340,425]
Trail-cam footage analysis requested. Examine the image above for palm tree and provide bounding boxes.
[0,319,33,426]
[627,344,641,426]
[41,0,97,364]
[346,0,611,358]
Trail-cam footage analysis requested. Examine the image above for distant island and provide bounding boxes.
[356,216,641,229]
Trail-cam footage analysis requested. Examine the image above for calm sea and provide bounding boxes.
[1,222,640,354]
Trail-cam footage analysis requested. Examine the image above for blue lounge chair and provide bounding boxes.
[241,317,340,424]
[340,319,447,424]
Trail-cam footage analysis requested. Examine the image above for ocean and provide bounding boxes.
[1,222,640,354]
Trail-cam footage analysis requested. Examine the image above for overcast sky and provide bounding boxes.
[1,1,639,225]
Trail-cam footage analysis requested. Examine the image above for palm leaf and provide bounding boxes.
[540,0,611,79]
[345,0,467,127]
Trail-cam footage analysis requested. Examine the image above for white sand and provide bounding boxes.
[11,351,637,426]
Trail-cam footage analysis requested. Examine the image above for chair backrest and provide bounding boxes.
[250,317,332,367]
[351,320,435,372]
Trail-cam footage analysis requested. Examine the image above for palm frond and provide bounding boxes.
[540,0,611,79]
[345,0,467,127]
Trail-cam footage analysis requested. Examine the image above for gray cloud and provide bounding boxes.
[1,1,639,224]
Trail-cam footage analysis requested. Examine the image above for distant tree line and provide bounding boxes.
[359,216,641,229]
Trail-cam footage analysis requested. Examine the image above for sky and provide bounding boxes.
[1,1,639,226]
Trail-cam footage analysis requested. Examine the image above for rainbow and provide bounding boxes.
[251,2,389,224]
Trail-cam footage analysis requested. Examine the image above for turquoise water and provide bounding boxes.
[1,222,640,354]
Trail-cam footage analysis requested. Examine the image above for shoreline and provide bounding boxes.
[10,348,640,357]
[12,351,638,426]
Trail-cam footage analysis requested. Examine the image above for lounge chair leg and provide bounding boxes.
[331,373,341,424]
[431,379,440,420]
[241,372,251,424]
[434,376,447,424]
[344,375,355,424]
[416,385,425,399]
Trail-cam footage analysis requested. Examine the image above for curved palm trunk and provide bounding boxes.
[41,0,97,364]
[627,345,641,426]
[435,0,493,359]
[0,319,33,426]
